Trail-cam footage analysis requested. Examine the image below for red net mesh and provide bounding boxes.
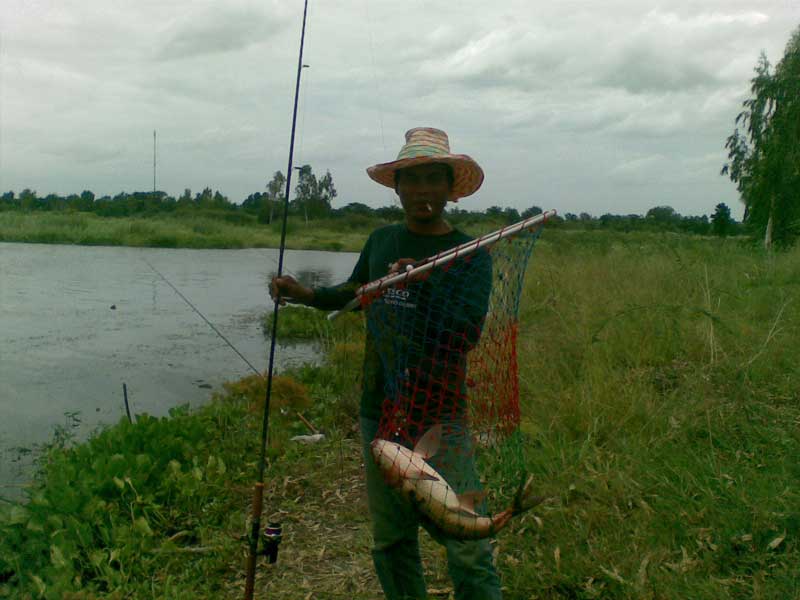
[361,222,545,539]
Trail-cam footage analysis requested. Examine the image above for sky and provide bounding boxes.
[1,1,798,219]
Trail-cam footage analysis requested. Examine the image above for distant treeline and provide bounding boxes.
[0,187,743,237]
[1,163,742,238]
[450,204,742,237]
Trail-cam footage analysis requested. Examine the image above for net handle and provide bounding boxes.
[327,209,557,321]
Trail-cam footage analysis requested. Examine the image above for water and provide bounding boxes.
[0,242,359,493]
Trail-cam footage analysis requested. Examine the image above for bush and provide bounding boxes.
[0,401,253,597]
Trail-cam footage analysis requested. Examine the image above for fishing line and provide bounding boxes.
[142,258,262,377]
[364,0,395,206]
[297,2,312,168]
[364,0,387,156]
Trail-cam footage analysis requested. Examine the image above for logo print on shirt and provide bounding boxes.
[384,287,417,309]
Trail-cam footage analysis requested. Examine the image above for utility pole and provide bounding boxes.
[153,130,157,192]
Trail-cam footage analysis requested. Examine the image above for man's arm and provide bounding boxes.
[269,275,315,306]
[270,234,373,311]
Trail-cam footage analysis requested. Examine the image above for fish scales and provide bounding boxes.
[371,437,536,540]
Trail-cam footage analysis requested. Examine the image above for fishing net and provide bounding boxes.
[361,218,548,539]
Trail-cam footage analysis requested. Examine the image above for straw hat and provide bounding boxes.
[366,127,484,201]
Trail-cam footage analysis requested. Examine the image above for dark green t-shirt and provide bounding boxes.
[311,224,492,420]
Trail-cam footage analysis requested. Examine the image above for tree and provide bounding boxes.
[646,206,679,225]
[722,27,800,248]
[502,207,520,224]
[293,165,314,223]
[194,187,213,208]
[711,203,733,237]
[485,206,504,220]
[242,192,264,212]
[520,206,543,219]
[293,166,335,222]
[212,190,230,209]
[316,170,337,215]
[679,215,710,236]
[19,189,37,211]
[339,202,374,216]
[177,188,192,208]
[375,205,404,221]
[263,171,286,224]
[79,190,95,211]
[43,193,63,211]
[1,191,18,211]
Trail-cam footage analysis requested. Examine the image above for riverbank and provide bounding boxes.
[0,209,562,253]
[0,212,377,252]
[2,233,798,598]
[0,241,362,498]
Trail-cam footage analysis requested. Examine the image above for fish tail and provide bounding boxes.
[512,474,544,516]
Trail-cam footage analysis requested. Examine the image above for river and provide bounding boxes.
[0,242,359,494]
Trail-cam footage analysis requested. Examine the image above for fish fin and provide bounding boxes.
[405,471,440,481]
[455,505,481,518]
[413,425,442,459]
[457,490,488,513]
[512,474,545,516]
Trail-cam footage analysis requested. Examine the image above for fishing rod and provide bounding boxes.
[244,0,310,597]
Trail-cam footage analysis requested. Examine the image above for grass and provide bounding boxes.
[1,231,798,599]
[0,212,380,252]
[0,210,514,251]
[262,305,346,341]
[513,232,800,598]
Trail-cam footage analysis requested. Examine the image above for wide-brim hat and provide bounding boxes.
[366,127,484,201]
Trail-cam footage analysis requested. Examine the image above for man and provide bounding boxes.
[270,127,500,600]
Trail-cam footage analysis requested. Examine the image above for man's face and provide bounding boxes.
[396,163,452,224]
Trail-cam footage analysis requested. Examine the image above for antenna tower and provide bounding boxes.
[153,130,157,192]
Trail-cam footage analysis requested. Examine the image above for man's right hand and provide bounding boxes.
[270,275,314,306]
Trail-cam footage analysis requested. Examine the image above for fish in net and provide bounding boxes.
[359,216,550,539]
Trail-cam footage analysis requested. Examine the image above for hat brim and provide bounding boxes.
[366,154,484,200]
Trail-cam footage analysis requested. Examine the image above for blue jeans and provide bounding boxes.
[361,417,502,600]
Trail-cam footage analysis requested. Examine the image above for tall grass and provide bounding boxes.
[0,231,796,598]
[509,232,799,598]
[0,212,379,251]
[0,211,515,252]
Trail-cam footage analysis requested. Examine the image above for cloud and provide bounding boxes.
[585,10,773,95]
[609,154,668,182]
[416,25,569,92]
[156,3,287,61]
[412,7,776,99]
[1,0,797,219]
[42,141,124,165]
[599,47,717,94]
[646,9,769,29]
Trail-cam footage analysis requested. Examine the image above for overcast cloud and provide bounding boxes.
[1,0,798,218]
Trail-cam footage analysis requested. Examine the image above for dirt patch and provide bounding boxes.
[230,437,458,599]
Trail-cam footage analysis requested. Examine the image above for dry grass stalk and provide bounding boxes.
[743,298,791,368]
